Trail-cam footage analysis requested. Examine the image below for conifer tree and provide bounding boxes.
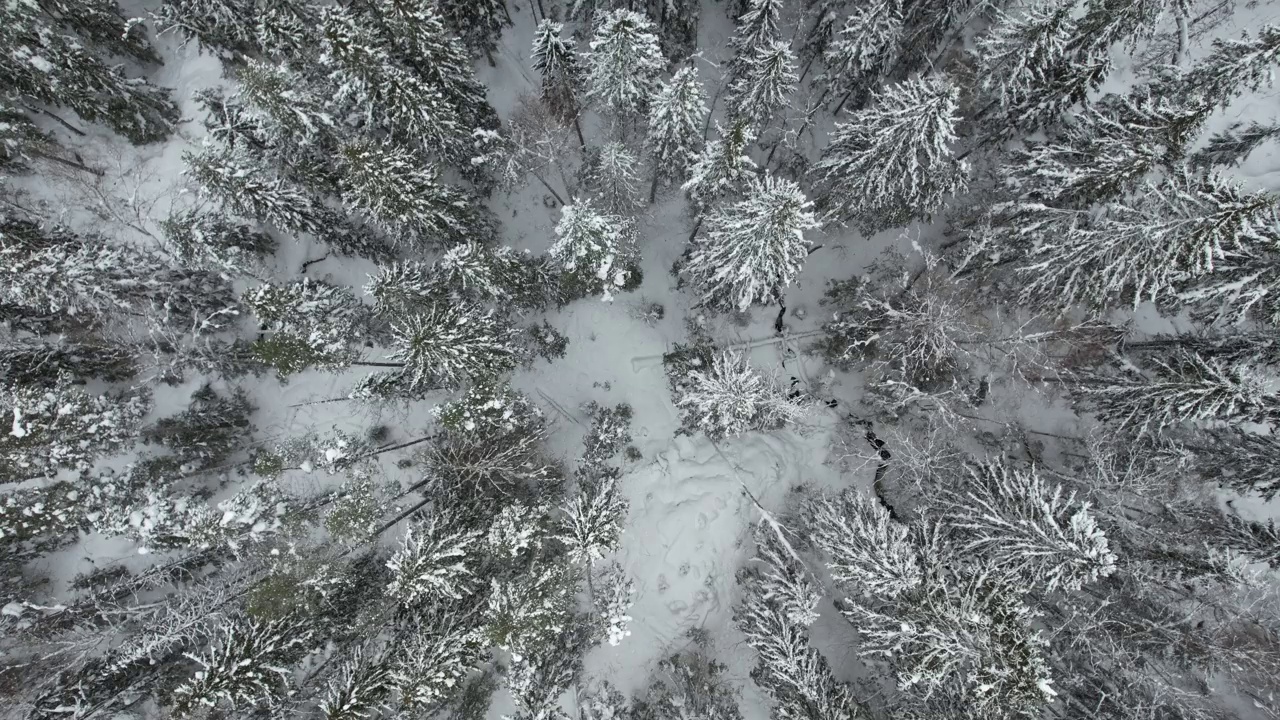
[1193,121,1280,169]
[1166,24,1280,108]
[672,351,811,440]
[244,279,370,376]
[160,209,276,274]
[236,58,334,149]
[974,1,1075,113]
[555,470,627,566]
[822,1,903,115]
[584,142,643,214]
[318,5,462,158]
[340,139,485,249]
[1180,429,1280,501]
[388,306,519,390]
[152,0,259,54]
[550,200,637,301]
[683,120,757,212]
[391,609,485,710]
[645,66,707,202]
[434,0,510,61]
[1004,172,1279,312]
[586,10,665,121]
[532,20,586,145]
[2,380,150,481]
[815,75,967,233]
[42,0,160,63]
[686,174,818,311]
[386,512,482,607]
[0,334,136,386]
[1076,350,1280,434]
[319,647,396,720]
[728,39,798,132]
[727,0,783,81]
[171,615,313,715]
[0,2,179,144]
[142,385,254,471]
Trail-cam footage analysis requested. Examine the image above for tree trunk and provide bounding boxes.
[649,164,662,204]
[32,149,102,176]
[686,215,704,244]
[531,170,567,205]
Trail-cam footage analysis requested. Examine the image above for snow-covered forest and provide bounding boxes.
[5,0,1280,718]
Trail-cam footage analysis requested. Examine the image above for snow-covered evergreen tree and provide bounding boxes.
[645,66,707,201]
[816,75,967,233]
[727,0,783,80]
[236,58,334,148]
[1171,24,1280,111]
[391,609,485,710]
[594,562,635,646]
[142,385,254,472]
[0,2,179,143]
[1076,350,1280,434]
[319,647,395,720]
[0,334,136,386]
[244,279,369,376]
[555,469,627,566]
[686,174,817,311]
[672,351,811,440]
[485,561,578,660]
[1003,171,1280,312]
[585,10,665,120]
[532,20,585,143]
[161,209,275,274]
[1181,429,1280,500]
[434,0,509,60]
[152,0,259,54]
[728,39,797,131]
[340,139,485,249]
[1193,121,1280,169]
[386,512,482,607]
[39,0,159,62]
[388,305,519,390]
[974,1,1076,113]
[943,460,1117,592]
[584,142,643,214]
[806,488,922,599]
[171,615,312,715]
[434,243,555,310]
[683,120,757,212]
[2,380,149,481]
[550,200,637,301]
[822,1,903,115]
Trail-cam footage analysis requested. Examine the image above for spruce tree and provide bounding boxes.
[152,0,259,54]
[1192,121,1280,169]
[388,306,519,390]
[1076,350,1280,434]
[550,200,637,301]
[171,615,313,715]
[434,0,510,61]
[160,209,276,274]
[822,1,903,115]
[244,279,370,376]
[1164,25,1280,110]
[584,142,643,214]
[42,0,159,62]
[3,380,150,482]
[645,66,707,202]
[532,20,586,144]
[586,10,665,121]
[683,119,757,212]
[974,1,1076,113]
[0,334,136,386]
[728,39,798,132]
[340,139,485,249]
[686,174,818,311]
[815,75,967,233]
[727,0,783,81]
[386,513,482,608]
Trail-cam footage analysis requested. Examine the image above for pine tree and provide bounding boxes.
[1168,24,1280,108]
[942,460,1116,592]
[550,200,637,301]
[584,142,643,214]
[244,279,370,376]
[3,380,149,482]
[485,561,578,660]
[385,512,482,607]
[555,469,627,566]
[532,20,586,144]
[388,305,519,390]
[672,351,811,440]
[686,174,817,311]
[822,1,903,115]
[735,529,863,720]
[1076,350,1280,434]
[815,75,967,233]
[434,243,555,311]
[319,647,396,720]
[0,2,178,144]
[683,120,757,212]
[340,140,485,249]
[974,1,1075,113]
[41,0,159,62]
[645,66,707,202]
[236,58,334,149]
[365,261,439,317]
[0,101,61,173]
[171,615,313,716]
[586,10,665,120]
[728,39,798,131]
[1173,429,1280,501]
